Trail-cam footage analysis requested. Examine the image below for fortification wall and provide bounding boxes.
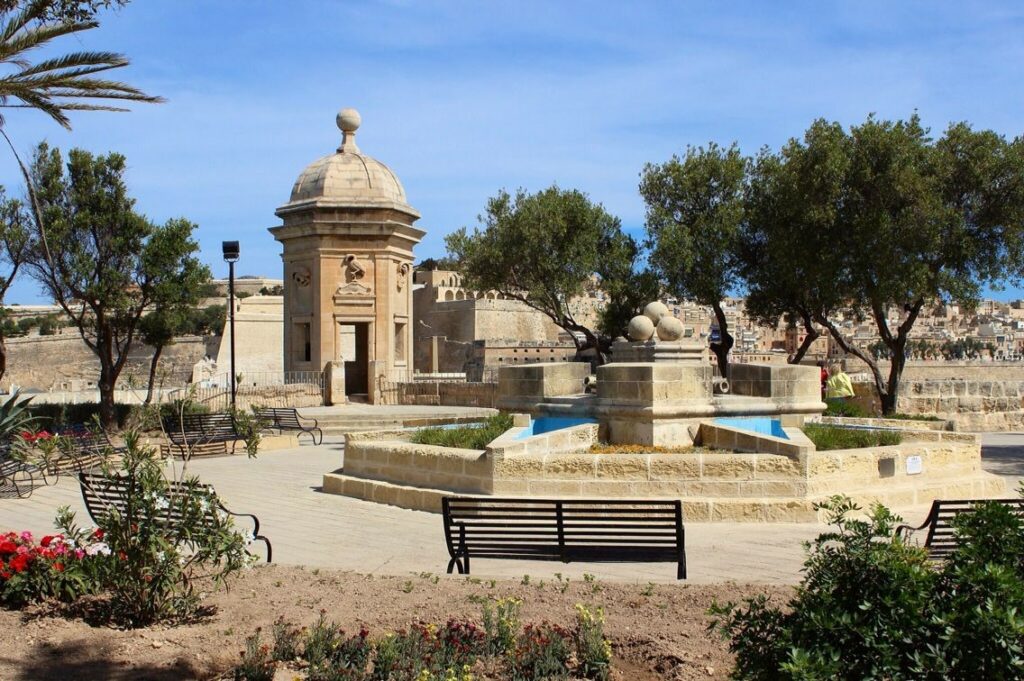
[4,333,215,392]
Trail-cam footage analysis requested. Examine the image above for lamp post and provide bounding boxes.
[222,241,240,410]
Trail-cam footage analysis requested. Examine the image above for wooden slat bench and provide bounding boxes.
[442,497,686,579]
[79,471,272,562]
[255,407,322,445]
[895,498,1024,559]
[162,412,241,457]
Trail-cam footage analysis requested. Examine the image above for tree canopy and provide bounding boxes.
[445,185,634,362]
[640,142,747,376]
[25,143,209,426]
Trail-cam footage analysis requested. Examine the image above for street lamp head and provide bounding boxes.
[222,240,240,263]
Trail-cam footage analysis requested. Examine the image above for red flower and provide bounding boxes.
[92,528,104,540]
[40,535,54,548]
[0,571,10,580]
[10,554,30,573]
[118,551,127,561]
[0,541,16,555]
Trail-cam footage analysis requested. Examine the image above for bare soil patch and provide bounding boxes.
[0,566,790,680]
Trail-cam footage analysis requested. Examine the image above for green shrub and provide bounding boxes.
[64,431,253,626]
[711,496,1024,679]
[887,412,943,422]
[26,400,211,432]
[803,423,901,450]
[29,402,134,430]
[410,413,514,450]
[823,398,869,418]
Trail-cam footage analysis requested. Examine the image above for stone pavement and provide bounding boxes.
[2,432,1020,586]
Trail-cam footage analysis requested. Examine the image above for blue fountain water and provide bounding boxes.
[714,416,789,440]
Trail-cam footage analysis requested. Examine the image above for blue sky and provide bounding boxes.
[2,0,1023,303]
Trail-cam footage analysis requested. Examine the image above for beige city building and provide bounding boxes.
[270,108,424,397]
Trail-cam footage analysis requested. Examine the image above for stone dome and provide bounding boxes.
[282,108,417,215]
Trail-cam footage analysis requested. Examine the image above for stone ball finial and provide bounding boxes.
[627,314,656,341]
[337,108,362,133]
[656,315,685,341]
[643,301,669,324]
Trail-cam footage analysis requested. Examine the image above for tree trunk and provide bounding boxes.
[0,332,6,385]
[710,302,733,378]
[872,299,923,417]
[144,344,164,405]
[98,361,117,429]
[788,310,819,365]
[813,312,888,408]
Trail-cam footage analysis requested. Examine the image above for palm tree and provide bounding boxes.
[0,0,162,130]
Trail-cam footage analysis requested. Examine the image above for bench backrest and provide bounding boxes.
[79,471,220,527]
[443,497,683,561]
[164,413,237,437]
[921,498,1024,558]
[256,407,295,426]
[57,426,114,454]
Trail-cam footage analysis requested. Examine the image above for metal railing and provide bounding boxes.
[170,371,325,411]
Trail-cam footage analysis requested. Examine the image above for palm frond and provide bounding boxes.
[0,4,161,130]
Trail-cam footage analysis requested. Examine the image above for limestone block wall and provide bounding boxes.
[497,362,589,401]
[6,334,212,392]
[343,431,492,495]
[729,363,820,403]
[895,379,1024,431]
[395,381,497,408]
[597,363,712,402]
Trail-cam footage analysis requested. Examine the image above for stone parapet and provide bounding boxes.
[497,362,588,401]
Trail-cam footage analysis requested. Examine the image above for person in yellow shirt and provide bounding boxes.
[825,362,855,399]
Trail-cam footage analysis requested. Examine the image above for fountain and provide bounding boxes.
[323,303,1005,521]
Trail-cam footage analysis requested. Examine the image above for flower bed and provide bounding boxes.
[233,597,612,681]
[0,529,108,608]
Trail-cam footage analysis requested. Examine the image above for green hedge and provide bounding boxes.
[27,401,210,430]
[803,423,901,450]
[409,413,514,450]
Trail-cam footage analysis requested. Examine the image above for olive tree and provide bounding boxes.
[640,143,747,376]
[445,185,635,364]
[742,120,852,364]
[26,143,209,427]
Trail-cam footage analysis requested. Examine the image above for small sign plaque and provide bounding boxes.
[906,455,923,475]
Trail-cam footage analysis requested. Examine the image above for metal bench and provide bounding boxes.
[255,407,322,445]
[79,471,272,562]
[163,412,241,457]
[0,445,40,498]
[47,425,122,475]
[442,497,686,579]
[896,498,1024,559]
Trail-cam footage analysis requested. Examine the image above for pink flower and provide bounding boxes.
[19,531,32,542]
[73,549,84,559]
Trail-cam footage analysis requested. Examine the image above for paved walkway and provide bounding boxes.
[3,433,1020,585]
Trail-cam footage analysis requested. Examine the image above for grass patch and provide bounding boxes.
[803,423,902,451]
[823,399,870,418]
[409,413,514,450]
[886,413,943,422]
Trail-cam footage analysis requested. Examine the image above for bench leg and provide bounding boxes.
[446,556,466,575]
[677,560,686,580]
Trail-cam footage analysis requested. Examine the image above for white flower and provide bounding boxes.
[85,542,110,556]
[154,497,170,510]
[242,531,254,546]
